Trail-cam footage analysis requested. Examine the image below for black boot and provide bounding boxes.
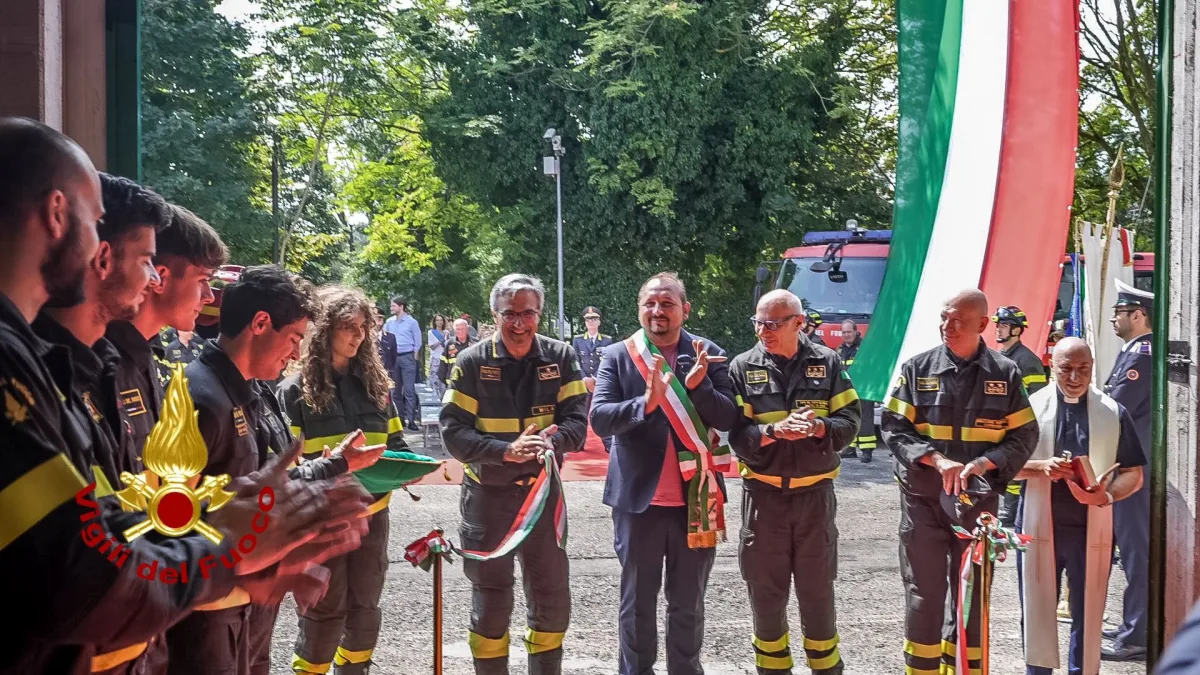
[860,449,873,464]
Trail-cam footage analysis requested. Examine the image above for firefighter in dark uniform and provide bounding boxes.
[729,290,859,674]
[1100,279,1154,662]
[440,274,589,675]
[802,309,826,347]
[571,306,613,451]
[105,319,165,464]
[881,289,1038,675]
[992,305,1049,528]
[438,318,476,385]
[835,319,876,463]
[278,285,409,675]
[157,326,205,365]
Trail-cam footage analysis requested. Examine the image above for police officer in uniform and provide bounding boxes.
[1100,279,1154,662]
[440,274,589,674]
[729,290,859,674]
[571,306,613,451]
[992,305,1049,528]
[881,289,1038,675]
[802,309,826,347]
[835,319,876,463]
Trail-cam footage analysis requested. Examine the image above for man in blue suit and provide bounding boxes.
[591,272,738,675]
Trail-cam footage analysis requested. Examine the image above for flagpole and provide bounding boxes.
[433,529,444,675]
[1097,147,1126,313]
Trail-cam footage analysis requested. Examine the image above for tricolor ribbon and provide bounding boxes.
[952,513,1032,674]
[453,448,567,561]
[404,530,454,572]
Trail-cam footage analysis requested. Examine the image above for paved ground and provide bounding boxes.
[267,441,1145,674]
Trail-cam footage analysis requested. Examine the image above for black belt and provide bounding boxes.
[396,351,415,357]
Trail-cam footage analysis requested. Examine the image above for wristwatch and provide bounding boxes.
[764,423,778,440]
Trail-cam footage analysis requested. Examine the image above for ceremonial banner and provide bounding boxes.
[852,0,1078,400]
[1079,223,1135,383]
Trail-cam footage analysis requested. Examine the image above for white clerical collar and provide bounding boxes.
[1063,395,1081,404]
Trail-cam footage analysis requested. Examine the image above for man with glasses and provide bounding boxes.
[728,289,860,674]
[1100,279,1155,662]
[439,273,589,674]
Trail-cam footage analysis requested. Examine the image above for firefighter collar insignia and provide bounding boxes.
[805,365,826,379]
[1127,369,1140,381]
[537,364,561,380]
[746,369,769,385]
[1,377,33,424]
[984,381,1008,396]
[480,366,501,381]
[115,363,235,543]
[917,377,940,392]
[232,406,250,437]
[83,391,104,423]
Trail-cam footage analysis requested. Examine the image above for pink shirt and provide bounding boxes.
[650,341,685,507]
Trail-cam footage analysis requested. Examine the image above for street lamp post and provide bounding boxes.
[543,128,566,340]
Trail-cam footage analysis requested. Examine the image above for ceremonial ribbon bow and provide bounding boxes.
[453,448,567,561]
[951,513,1032,674]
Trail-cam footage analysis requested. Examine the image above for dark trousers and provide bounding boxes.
[899,491,997,674]
[165,605,252,675]
[460,481,570,675]
[391,352,419,423]
[586,393,612,452]
[1016,506,1088,675]
[249,603,280,675]
[294,507,391,674]
[739,485,842,674]
[853,401,876,451]
[1112,482,1150,647]
[612,505,716,675]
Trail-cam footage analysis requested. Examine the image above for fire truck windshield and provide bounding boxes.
[778,256,887,317]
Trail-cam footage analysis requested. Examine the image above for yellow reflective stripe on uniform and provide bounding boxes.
[1006,407,1036,428]
[524,627,565,654]
[444,389,479,415]
[753,410,789,424]
[92,466,115,498]
[885,396,917,422]
[939,665,982,675]
[735,395,753,419]
[803,634,839,652]
[524,415,555,431]
[557,379,587,401]
[1007,482,1022,495]
[738,462,840,488]
[941,641,981,659]
[476,418,521,434]
[904,640,942,659]
[291,653,332,674]
[753,633,789,652]
[961,427,1006,443]
[194,586,250,610]
[91,641,148,672]
[289,425,303,438]
[1023,373,1048,387]
[808,647,842,670]
[0,453,87,552]
[906,669,939,675]
[303,434,344,455]
[914,423,954,441]
[755,653,794,670]
[468,631,509,659]
[333,646,372,665]
[463,464,481,483]
[828,388,860,413]
[387,416,404,434]
[362,492,391,518]
[363,432,388,446]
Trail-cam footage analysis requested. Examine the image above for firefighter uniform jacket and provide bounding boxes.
[437,336,475,384]
[105,320,165,469]
[277,369,408,506]
[441,334,589,486]
[1000,340,1048,394]
[729,337,861,492]
[835,340,859,366]
[186,345,267,479]
[881,340,1039,497]
[571,332,613,379]
[0,294,238,674]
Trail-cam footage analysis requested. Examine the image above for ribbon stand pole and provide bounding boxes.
[404,529,454,675]
[433,535,443,675]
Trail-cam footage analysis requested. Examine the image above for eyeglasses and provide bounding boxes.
[1112,309,1138,317]
[750,315,798,331]
[499,309,541,325]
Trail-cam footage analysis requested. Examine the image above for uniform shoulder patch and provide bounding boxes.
[746,369,769,385]
[916,377,940,392]
[1136,342,1152,355]
[805,365,826,379]
[984,381,1008,396]
[537,364,561,380]
[480,366,502,381]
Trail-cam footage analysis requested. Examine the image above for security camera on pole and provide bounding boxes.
[543,128,566,340]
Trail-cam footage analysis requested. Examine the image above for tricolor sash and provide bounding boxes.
[454,449,567,561]
[625,329,728,548]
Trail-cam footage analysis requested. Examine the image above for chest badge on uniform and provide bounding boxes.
[916,377,940,392]
[537,364,561,381]
[746,369,769,384]
[805,365,826,379]
[480,366,502,381]
[1127,369,1140,381]
[531,404,556,416]
[120,388,147,417]
[232,406,250,437]
[984,381,1008,396]
[975,417,1008,430]
[83,391,104,423]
